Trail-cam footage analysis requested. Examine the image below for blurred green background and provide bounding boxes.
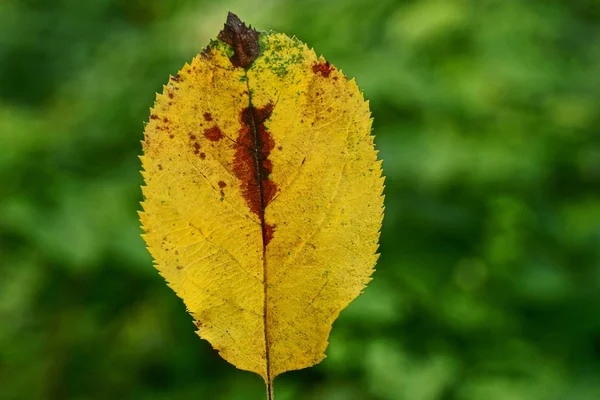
[1,0,600,399]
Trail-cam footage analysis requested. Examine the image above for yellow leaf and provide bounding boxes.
[139,12,384,397]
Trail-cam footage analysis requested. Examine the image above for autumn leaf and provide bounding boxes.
[139,12,384,398]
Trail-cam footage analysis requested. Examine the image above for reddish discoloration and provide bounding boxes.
[204,126,224,141]
[203,112,213,121]
[312,61,334,78]
[163,117,169,123]
[264,224,275,245]
[233,103,277,246]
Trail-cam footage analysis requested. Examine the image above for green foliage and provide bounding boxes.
[1,0,599,399]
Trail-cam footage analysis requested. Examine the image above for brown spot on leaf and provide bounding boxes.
[312,60,334,78]
[233,102,277,246]
[204,126,224,141]
[200,46,211,59]
[203,112,213,122]
[171,74,182,82]
[219,182,226,196]
[193,142,200,154]
[217,12,260,69]
[168,92,174,99]
[158,164,163,170]
[199,152,206,159]
[189,133,196,140]
[163,117,169,123]
[150,114,159,120]
[169,134,175,139]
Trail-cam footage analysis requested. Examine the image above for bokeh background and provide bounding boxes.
[1,0,600,399]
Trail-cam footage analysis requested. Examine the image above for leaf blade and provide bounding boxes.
[140,14,384,387]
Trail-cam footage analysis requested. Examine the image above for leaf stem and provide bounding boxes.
[267,379,274,400]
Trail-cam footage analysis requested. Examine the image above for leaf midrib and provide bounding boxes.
[243,74,274,399]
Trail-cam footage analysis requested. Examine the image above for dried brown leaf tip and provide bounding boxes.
[217,12,260,69]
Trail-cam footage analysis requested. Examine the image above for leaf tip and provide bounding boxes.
[217,11,260,69]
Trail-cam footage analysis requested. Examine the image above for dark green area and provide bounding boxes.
[1,0,599,399]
